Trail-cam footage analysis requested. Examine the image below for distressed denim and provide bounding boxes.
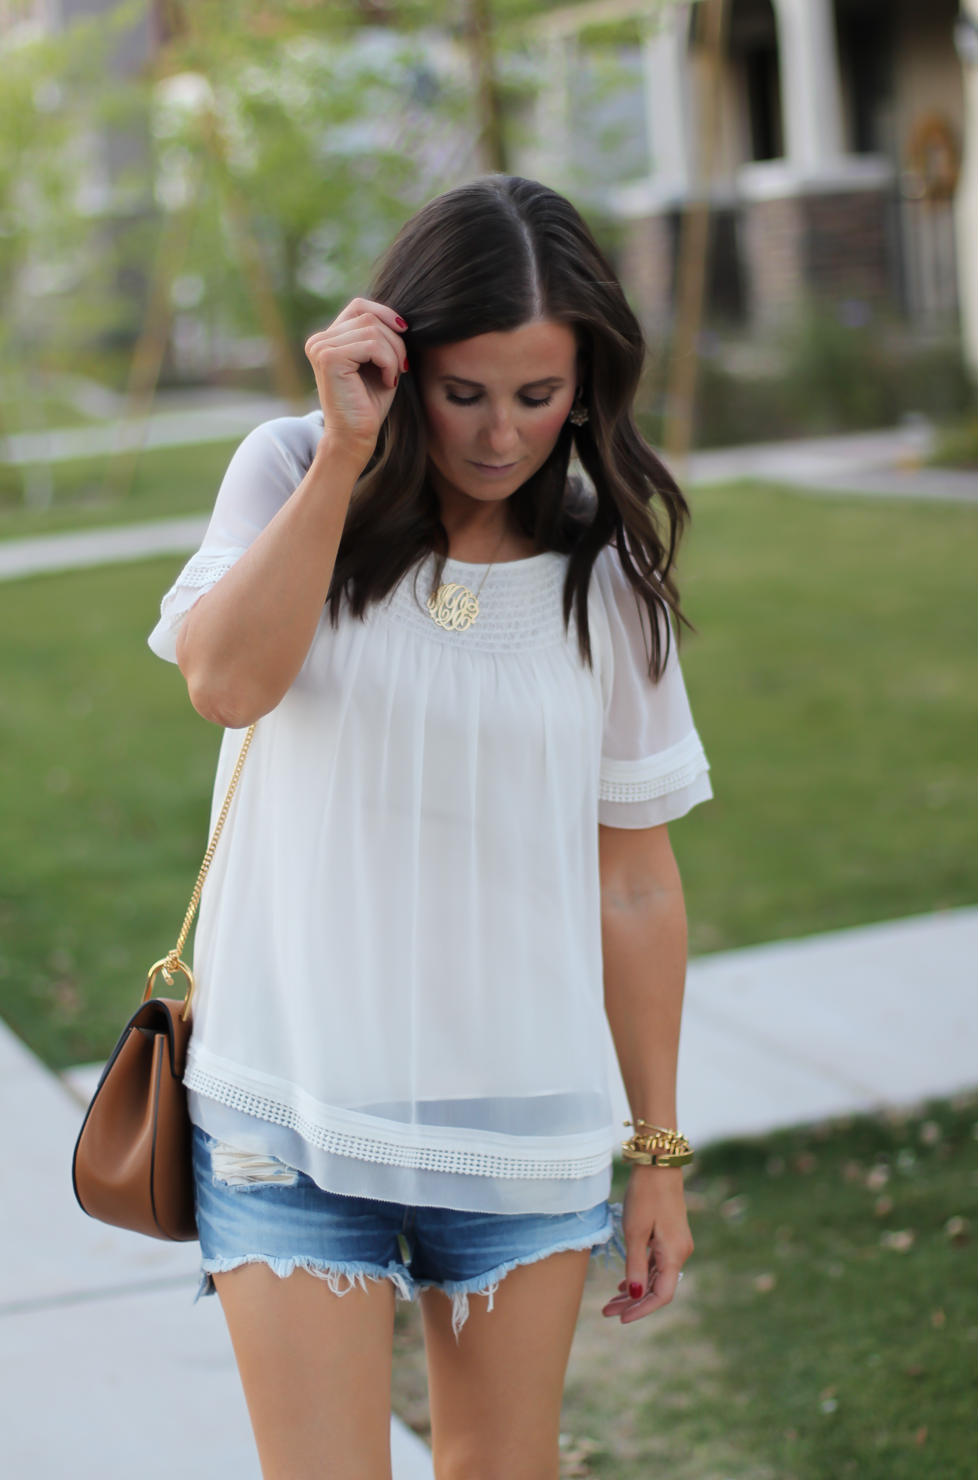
[192,1125,620,1333]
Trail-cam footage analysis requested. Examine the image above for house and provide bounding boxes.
[8,0,978,378]
[523,0,978,373]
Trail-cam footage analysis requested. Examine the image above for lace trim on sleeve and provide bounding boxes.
[599,730,709,805]
[157,554,241,627]
[168,555,240,593]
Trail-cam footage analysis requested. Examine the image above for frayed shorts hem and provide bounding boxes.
[196,1207,622,1334]
[414,1210,620,1334]
[195,1255,414,1304]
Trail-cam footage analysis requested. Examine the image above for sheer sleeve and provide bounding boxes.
[593,545,712,830]
[147,412,322,664]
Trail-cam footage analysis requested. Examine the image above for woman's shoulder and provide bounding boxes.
[236,409,324,476]
[186,410,328,553]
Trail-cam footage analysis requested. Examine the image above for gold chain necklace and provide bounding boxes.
[427,527,508,633]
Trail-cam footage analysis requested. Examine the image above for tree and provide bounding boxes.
[0,0,632,504]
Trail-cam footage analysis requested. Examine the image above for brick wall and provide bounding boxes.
[618,212,677,339]
[742,189,892,328]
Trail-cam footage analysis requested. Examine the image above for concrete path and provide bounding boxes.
[1,411,973,1475]
[3,388,976,506]
[0,422,974,591]
[666,906,977,1145]
[1,393,298,467]
[686,425,978,503]
[0,515,209,582]
[0,1023,434,1478]
[60,909,978,1151]
[2,428,976,587]
[2,908,974,1475]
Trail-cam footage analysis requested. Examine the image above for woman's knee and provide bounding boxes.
[432,1431,558,1480]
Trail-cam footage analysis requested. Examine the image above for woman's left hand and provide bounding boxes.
[602,1166,694,1324]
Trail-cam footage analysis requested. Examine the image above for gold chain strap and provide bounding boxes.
[143,724,257,1020]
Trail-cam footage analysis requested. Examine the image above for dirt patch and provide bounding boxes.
[391,1297,431,1441]
[391,1260,766,1480]
[558,1263,771,1479]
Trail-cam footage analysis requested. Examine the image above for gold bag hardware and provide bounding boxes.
[72,725,256,1240]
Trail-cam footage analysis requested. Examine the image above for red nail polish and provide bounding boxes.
[628,1282,644,1300]
[395,316,408,329]
[403,357,409,372]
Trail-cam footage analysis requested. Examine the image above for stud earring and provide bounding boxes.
[569,391,589,427]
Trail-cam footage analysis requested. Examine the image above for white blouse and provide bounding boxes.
[149,412,712,1214]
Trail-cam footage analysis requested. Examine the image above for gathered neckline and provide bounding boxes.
[442,550,563,574]
[382,551,571,653]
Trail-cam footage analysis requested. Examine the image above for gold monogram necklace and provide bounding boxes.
[427,525,508,633]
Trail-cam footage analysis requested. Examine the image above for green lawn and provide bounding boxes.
[389,1092,978,1478]
[553,1093,978,1480]
[0,440,240,540]
[0,556,222,1067]
[0,484,975,1068]
[932,413,978,469]
[0,475,974,1476]
[663,1097,978,1480]
[673,483,978,954]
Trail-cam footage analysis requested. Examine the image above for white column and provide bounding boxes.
[955,1,978,375]
[641,3,692,196]
[771,0,846,175]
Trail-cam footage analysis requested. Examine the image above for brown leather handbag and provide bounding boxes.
[72,725,255,1241]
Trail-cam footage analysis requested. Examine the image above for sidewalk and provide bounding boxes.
[0,515,208,582]
[2,910,973,1476]
[686,426,978,503]
[2,425,975,586]
[660,906,977,1144]
[1,392,300,467]
[0,412,974,1473]
[3,392,976,506]
[0,1020,434,1478]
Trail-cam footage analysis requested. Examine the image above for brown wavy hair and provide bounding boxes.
[327,175,689,676]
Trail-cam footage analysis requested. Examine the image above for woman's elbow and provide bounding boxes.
[187,683,250,729]
[177,624,265,728]
[181,661,267,729]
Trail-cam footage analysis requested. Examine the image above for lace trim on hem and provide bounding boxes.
[599,731,709,804]
[184,1067,613,1181]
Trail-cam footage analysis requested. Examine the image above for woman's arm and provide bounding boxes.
[176,298,407,728]
[599,821,694,1324]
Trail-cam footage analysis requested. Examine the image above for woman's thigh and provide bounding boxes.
[421,1248,591,1480]
[192,1129,406,1479]
[215,1263,396,1480]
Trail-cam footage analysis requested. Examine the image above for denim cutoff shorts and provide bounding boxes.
[192,1126,620,1333]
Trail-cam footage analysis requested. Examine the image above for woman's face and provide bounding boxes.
[417,319,579,505]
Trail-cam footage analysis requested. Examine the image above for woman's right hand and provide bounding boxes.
[304,297,408,466]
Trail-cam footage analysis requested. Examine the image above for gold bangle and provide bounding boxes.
[621,1120,694,1168]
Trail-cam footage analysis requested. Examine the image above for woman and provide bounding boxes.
[150,175,710,1480]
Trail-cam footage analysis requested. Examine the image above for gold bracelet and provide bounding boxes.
[621,1120,694,1167]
